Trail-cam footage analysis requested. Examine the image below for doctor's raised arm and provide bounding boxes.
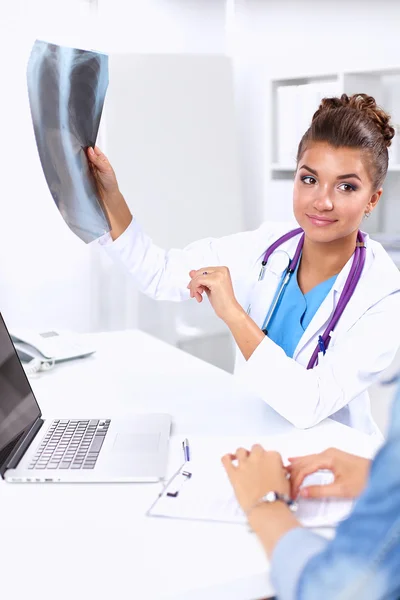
[88,93,400,439]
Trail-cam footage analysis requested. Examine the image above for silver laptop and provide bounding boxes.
[0,313,172,483]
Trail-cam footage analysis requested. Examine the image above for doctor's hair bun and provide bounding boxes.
[314,93,395,148]
[298,93,395,189]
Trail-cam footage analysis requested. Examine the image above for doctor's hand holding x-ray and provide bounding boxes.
[87,93,400,438]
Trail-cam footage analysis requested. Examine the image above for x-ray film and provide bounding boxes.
[27,40,110,243]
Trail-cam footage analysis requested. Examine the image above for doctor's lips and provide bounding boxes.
[306,214,338,227]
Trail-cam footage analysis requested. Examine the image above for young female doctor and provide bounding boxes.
[88,93,400,439]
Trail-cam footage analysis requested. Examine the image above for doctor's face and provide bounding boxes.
[293,142,382,243]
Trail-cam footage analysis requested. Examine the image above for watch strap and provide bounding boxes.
[245,490,298,517]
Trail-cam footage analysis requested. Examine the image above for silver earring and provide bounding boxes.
[364,212,371,219]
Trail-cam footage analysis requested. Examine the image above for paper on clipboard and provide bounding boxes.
[147,459,354,529]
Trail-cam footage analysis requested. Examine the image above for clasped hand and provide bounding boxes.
[187,266,243,324]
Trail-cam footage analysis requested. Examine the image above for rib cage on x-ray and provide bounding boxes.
[27,40,110,243]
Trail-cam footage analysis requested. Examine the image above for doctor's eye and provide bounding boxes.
[301,176,317,185]
[338,182,357,192]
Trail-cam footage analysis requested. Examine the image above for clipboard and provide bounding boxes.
[147,461,247,525]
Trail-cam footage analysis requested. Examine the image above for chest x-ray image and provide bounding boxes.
[27,39,110,243]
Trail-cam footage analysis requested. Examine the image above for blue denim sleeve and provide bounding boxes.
[270,528,329,599]
[271,387,400,600]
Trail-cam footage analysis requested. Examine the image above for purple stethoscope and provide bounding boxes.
[254,227,366,370]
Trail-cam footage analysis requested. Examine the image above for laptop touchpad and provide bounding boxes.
[112,433,160,453]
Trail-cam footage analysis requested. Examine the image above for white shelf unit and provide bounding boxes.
[268,68,400,247]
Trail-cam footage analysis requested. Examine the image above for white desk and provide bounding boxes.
[1,330,378,600]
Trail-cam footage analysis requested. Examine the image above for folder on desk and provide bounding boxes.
[147,460,354,529]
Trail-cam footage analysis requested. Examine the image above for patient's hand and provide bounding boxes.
[288,447,371,500]
[221,445,289,514]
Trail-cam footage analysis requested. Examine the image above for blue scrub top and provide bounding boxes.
[266,260,337,358]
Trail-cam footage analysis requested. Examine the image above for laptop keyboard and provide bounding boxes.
[28,419,111,470]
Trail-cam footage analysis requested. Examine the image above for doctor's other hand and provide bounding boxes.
[187,266,244,324]
[288,447,371,500]
[87,146,132,240]
[221,446,289,514]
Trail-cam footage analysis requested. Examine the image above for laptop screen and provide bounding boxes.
[0,314,41,470]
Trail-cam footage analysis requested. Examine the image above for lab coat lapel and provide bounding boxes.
[247,233,303,329]
[247,267,284,329]
[292,252,354,360]
[292,289,337,361]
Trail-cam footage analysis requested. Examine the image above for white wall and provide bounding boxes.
[97,0,227,54]
[104,53,243,248]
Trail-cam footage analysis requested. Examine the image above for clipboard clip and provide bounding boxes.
[166,470,192,497]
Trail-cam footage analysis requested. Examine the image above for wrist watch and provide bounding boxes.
[246,491,298,517]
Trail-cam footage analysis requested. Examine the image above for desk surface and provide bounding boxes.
[1,330,378,600]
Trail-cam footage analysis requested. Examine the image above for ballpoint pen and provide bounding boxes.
[182,438,190,462]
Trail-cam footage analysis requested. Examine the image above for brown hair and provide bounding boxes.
[297,93,395,190]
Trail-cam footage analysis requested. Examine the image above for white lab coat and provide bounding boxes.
[99,218,400,440]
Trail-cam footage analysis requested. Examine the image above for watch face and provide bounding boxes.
[265,491,277,502]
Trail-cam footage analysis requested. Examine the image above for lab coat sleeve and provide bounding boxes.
[98,216,274,302]
[235,291,400,429]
